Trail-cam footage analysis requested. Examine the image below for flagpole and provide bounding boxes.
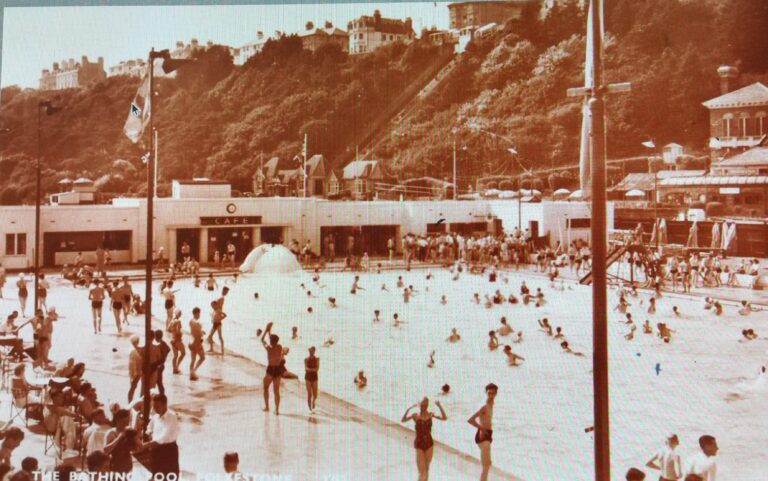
[303,133,308,199]
[142,48,156,436]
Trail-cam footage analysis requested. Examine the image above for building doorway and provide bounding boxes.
[260,226,284,246]
[176,228,200,262]
[207,227,253,263]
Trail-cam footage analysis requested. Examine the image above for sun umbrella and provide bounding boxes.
[554,188,571,196]
[686,220,698,248]
[568,190,583,200]
[625,189,645,198]
[711,222,721,250]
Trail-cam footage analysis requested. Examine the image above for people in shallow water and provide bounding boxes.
[446,328,461,343]
[354,370,367,388]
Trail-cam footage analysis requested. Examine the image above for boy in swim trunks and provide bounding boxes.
[89,280,106,334]
[468,383,497,481]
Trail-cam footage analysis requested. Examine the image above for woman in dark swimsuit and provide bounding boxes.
[304,347,319,412]
[401,397,448,481]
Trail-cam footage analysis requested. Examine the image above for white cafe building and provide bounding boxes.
[0,179,606,270]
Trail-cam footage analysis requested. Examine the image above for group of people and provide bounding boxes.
[621,433,720,481]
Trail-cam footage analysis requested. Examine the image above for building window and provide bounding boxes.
[5,233,26,256]
[740,115,749,137]
[722,115,733,138]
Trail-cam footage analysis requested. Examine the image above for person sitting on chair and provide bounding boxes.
[11,365,44,420]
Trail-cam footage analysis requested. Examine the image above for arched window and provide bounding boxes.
[722,113,734,138]
[739,113,749,137]
[757,112,767,136]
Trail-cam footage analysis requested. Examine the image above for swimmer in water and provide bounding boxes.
[393,313,403,327]
[513,331,523,344]
[497,317,512,337]
[328,297,337,308]
[553,327,564,340]
[381,283,389,292]
[623,313,634,325]
[648,297,656,315]
[714,301,723,316]
[440,295,447,305]
[323,338,335,348]
[703,297,714,310]
[560,341,585,357]
[488,331,499,351]
[624,323,637,340]
[291,326,299,340]
[672,306,681,317]
[373,310,381,323]
[740,329,759,341]
[739,300,760,316]
[427,351,435,368]
[615,295,630,314]
[643,320,653,334]
[473,293,481,304]
[397,276,404,289]
[538,318,553,336]
[354,370,367,388]
[484,295,493,309]
[503,345,525,366]
[508,294,519,305]
[657,323,675,343]
[446,328,461,343]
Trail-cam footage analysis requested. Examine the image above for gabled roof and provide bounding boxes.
[702,83,768,109]
[299,27,348,38]
[305,154,326,177]
[343,160,380,180]
[717,144,768,168]
[264,157,297,179]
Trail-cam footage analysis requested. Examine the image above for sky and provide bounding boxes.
[0,2,450,89]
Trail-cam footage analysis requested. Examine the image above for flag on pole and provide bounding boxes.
[123,74,151,143]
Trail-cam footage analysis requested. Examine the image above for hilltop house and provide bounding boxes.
[348,10,415,55]
[254,155,327,197]
[299,23,349,52]
[342,160,384,200]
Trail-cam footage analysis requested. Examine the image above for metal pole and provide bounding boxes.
[654,165,659,251]
[142,49,156,435]
[518,172,522,233]
[453,138,457,200]
[589,0,610,479]
[154,129,158,199]
[34,105,42,313]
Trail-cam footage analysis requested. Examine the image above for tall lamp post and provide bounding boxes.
[35,100,61,312]
[642,140,659,250]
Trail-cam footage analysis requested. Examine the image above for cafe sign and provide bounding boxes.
[200,216,262,226]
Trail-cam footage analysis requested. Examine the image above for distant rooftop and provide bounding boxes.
[702,82,768,109]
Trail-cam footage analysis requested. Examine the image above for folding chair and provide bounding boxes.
[10,387,42,427]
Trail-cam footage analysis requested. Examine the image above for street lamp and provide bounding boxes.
[35,100,61,312]
[642,140,659,250]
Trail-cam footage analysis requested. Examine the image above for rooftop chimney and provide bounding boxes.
[176,41,184,48]
[717,66,739,95]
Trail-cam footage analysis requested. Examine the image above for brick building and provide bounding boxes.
[39,56,106,90]
[702,66,768,162]
[108,59,147,78]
